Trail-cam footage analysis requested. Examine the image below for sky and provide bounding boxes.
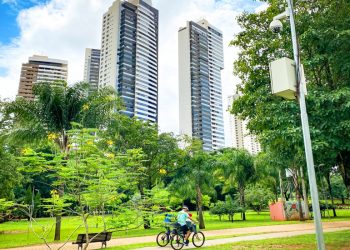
[0,0,268,146]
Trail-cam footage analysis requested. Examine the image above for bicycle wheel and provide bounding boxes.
[156,231,170,247]
[192,231,205,247]
[170,233,184,250]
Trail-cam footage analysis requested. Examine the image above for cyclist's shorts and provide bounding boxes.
[180,224,189,234]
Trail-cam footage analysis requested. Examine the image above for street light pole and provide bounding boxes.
[286,0,325,249]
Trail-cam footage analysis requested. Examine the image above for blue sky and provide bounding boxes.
[0,0,48,44]
[0,0,261,45]
[0,0,267,142]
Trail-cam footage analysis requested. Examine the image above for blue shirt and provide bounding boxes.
[164,213,172,223]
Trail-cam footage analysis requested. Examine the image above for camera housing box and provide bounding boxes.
[269,57,297,100]
[269,19,283,33]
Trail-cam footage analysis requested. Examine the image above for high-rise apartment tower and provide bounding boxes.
[99,0,159,123]
[179,19,225,151]
[17,55,68,100]
[228,95,261,155]
[84,48,101,93]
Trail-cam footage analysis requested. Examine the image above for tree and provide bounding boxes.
[331,173,349,205]
[170,139,215,229]
[0,141,22,201]
[230,0,350,202]
[104,114,182,229]
[1,81,119,240]
[20,126,137,250]
[210,201,226,221]
[215,148,255,220]
[210,196,242,222]
[254,152,281,202]
[0,199,14,223]
[245,184,274,214]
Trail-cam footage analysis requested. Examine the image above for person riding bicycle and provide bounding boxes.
[177,206,193,246]
[186,213,197,233]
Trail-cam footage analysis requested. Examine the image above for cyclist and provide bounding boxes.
[177,206,193,246]
[186,213,197,233]
[164,213,173,223]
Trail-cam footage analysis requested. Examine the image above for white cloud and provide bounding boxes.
[154,0,242,146]
[0,0,261,146]
[255,2,269,13]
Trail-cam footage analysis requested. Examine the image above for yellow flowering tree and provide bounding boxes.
[19,125,139,249]
[1,81,121,240]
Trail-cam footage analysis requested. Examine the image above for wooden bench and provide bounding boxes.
[73,232,112,249]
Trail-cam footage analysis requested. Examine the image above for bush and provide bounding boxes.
[210,196,243,222]
[245,185,274,214]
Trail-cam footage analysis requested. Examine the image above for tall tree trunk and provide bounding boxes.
[292,169,304,221]
[138,184,150,229]
[338,152,350,194]
[54,215,61,241]
[239,186,246,221]
[300,166,310,219]
[102,203,107,231]
[196,185,205,229]
[54,183,64,241]
[279,170,285,202]
[83,213,90,250]
[54,134,68,241]
[279,170,286,220]
[326,173,337,217]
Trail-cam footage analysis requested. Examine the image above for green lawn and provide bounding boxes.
[200,229,350,250]
[0,209,349,249]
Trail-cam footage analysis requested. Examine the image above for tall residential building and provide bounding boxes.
[17,55,68,100]
[99,0,159,123]
[179,19,225,151]
[228,95,261,155]
[84,48,101,93]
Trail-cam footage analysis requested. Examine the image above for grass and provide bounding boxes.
[0,209,349,249]
[200,229,350,250]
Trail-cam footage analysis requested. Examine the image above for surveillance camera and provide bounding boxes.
[269,19,283,33]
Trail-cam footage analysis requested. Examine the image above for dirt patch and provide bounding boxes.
[0,230,28,234]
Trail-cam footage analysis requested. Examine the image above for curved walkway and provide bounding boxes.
[137,226,350,250]
[5,221,350,250]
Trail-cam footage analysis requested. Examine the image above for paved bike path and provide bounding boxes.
[137,227,350,250]
[4,221,350,250]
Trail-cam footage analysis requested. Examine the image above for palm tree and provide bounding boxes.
[171,139,215,229]
[1,81,119,240]
[215,148,255,221]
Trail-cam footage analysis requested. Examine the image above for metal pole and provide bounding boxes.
[286,0,325,249]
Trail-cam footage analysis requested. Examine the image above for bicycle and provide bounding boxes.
[156,224,173,247]
[156,213,178,247]
[170,225,205,250]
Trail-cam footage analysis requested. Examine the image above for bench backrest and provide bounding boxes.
[75,232,112,243]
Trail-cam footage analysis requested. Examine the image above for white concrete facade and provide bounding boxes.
[228,94,261,155]
[178,19,225,151]
[99,0,121,89]
[178,26,192,137]
[98,0,158,123]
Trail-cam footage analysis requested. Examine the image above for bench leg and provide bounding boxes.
[78,243,82,250]
[102,241,107,248]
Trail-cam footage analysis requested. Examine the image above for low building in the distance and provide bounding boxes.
[84,48,100,93]
[17,55,68,100]
[228,94,261,155]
